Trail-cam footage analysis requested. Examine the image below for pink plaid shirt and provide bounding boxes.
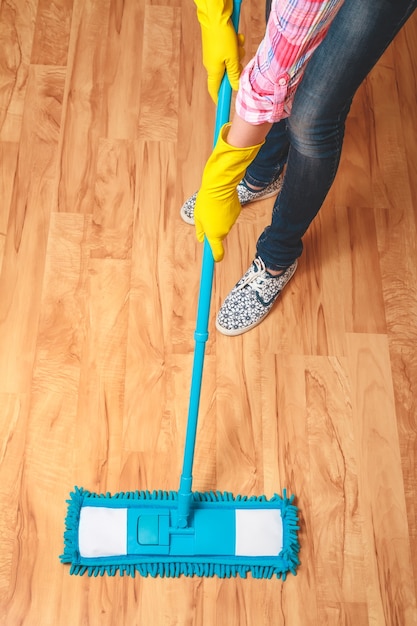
[236,0,344,124]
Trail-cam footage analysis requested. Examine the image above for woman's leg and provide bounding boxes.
[256,0,417,271]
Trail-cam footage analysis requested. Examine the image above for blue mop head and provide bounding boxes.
[61,487,300,579]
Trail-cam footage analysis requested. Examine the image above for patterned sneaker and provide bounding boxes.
[180,175,283,225]
[216,256,298,336]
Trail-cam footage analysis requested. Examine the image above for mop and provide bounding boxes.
[61,0,300,579]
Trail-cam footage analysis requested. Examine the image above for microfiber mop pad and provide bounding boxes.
[61,488,299,578]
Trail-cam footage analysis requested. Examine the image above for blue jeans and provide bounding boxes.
[248,0,417,271]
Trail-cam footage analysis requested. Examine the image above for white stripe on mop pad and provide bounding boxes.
[235,509,283,556]
[79,507,127,557]
[78,506,283,558]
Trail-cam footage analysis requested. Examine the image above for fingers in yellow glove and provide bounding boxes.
[195,187,240,261]
[194,124,264,262]
[203,35,245,104]
[195,0,245,104]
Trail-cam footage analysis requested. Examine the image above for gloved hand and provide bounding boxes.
[195,0,245,103]
[194,124,263,262]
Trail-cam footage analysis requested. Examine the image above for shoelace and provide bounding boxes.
[237,257,270,295]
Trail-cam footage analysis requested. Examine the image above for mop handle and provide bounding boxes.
[177,0,242,528]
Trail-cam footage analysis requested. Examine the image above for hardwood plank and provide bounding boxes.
[0,0,37,142]
[374,199,417,596]
[91,138,136,259]
[57,0,110,214]
[0,394,29,609]
[215,331,264,495]
[103,0,144,140]
[214,578,287,626]
[347,333,417,625]
[392,19,417,209]
[336,205,387,334]
[31,213,87,396]
[366,46,412,212]
[0,141,19,271]
[304,357,366,611]
[130,140,176,346]
[263,354,319,625]
[320,603,369,625]
[0,66,65,393]
[74,257,130,493]
[31,0,74,65]
[138,6,181,142]
[8,392,77,626]
[372,22,417,590]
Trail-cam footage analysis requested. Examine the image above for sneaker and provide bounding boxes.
[216,256,298,336]
[180,175,283,225]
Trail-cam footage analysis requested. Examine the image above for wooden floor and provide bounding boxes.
[1,1,417,624]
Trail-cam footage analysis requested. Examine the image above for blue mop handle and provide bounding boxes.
[177,0,242,529]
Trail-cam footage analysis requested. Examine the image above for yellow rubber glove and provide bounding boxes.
[195,0,245,103]
[194,124,264,262]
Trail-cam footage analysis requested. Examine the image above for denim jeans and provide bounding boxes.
[249,0,417,271]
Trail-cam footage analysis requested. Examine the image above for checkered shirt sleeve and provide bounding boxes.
[236,0,344,124]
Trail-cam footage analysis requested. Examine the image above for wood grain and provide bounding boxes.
[0,0,37,142]
[138,6,181,142]
[0,1,416,624]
